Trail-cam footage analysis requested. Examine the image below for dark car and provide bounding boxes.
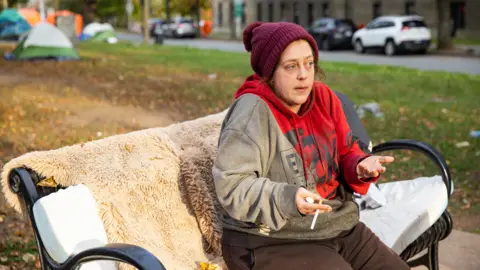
[307,18,357,50]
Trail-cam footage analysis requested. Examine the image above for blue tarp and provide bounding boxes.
[78,32,92,41]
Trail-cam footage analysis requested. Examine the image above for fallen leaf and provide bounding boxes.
[125,144,134,153]
[455,141,470,148]
[199,262,218,270]
[36,176,58,188]
[22,253,36,263]
[422,119,436,130]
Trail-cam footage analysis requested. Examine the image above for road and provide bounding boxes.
[117,32,480,75]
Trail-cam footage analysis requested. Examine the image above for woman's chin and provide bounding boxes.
[292,96,310,106]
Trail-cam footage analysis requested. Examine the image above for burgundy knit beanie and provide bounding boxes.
[243,21,319,78]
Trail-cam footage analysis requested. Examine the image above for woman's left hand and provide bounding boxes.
[356,156,395,179]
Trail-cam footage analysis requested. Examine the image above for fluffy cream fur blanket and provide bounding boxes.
[1,110,228,270]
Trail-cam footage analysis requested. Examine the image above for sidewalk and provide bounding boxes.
[412,229,480,270]
[456,44,480,56]
[432,44,480,58]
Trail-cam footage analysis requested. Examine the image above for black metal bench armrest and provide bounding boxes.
[7,168,167,270]
[372,139,453,199]
[58,243,166,270]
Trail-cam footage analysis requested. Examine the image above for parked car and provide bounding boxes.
[307,18,357,50]
[352,15,432,56]
[162,17,198,38]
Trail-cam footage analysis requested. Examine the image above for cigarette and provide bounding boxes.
[306,197,320,230]
[311,209,319,230]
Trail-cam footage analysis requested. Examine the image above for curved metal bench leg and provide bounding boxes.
[406,252,429,269]
[428,242,439,270]
[406,243,439,270]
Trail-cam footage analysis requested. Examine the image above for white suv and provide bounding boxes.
[352,15,432,56]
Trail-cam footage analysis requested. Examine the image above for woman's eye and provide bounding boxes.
[307,61,314,67]
[286,65,295,70]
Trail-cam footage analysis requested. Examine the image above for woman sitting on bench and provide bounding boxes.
[212,21,409,270]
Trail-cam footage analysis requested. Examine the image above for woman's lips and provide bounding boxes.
[295,86,309,92]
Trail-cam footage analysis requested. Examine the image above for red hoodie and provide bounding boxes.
[234,74,376,198]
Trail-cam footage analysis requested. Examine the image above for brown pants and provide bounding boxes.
[222,222,409,270]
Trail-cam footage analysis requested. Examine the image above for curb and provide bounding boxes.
[430,48,480,58]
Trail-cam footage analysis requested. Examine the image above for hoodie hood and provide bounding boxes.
[234,74,315,118]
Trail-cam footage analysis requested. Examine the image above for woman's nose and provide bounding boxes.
[297,67,308,80]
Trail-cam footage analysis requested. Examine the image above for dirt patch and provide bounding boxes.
[64,100,175,129]
[452,213,480,233]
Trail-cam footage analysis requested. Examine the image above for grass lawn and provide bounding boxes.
[0,41,479,268]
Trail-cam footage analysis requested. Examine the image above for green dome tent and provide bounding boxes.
[90,30,118,44]
[5,22,79,61]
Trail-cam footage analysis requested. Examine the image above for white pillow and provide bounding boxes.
[32,184,116,269]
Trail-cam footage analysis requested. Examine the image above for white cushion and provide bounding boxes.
[33,184,117,269]
[354,183,387,210]
[360,176,448,254]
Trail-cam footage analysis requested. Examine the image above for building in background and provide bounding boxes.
[212,0,479,39]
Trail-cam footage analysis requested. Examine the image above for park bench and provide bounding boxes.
[2,93,453,270]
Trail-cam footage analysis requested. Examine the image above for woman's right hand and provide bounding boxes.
[295,187,333,215]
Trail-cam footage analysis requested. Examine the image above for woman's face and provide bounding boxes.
[271,40,315,114]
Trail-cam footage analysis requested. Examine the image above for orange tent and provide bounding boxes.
[18,8,41,26]
[47,10,83,37]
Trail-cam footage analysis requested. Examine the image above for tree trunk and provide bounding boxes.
[196,0,200,25]
[165,0,170,21]
[230,0,236,39]
[83,1,96,26]
[143,0,150,43]
[437,0,453,49]
[2,0,8,9]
